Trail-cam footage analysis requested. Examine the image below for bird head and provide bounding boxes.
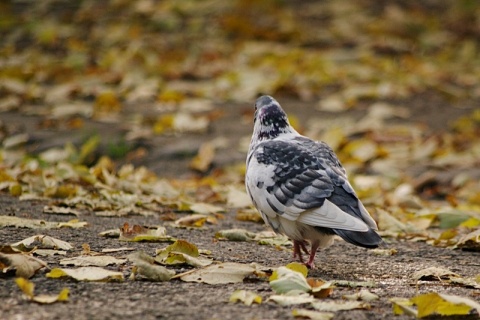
[251,95,295,144]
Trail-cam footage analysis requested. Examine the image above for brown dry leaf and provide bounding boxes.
[155,240,213,267]
[411,267,460,282]
[190,142,215,172]
[60,256,126,267]
[178,262,256,284]
[119,222,175,242]
[174,213,218,228]
[455,228,480,251]
[307,278,334,299]
[0,252,47,278]
[12,235,73,251]
[236,208,263,222]
[0,215,58,229]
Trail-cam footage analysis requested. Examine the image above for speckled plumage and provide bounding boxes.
[246,95,382,268]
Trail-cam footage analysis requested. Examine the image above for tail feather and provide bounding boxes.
[333,229,383,248]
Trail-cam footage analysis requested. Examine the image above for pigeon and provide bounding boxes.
[245,95,382,269]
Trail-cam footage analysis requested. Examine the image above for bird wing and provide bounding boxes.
[248,137,377,232]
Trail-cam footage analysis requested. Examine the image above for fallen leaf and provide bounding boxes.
[455,228,480,251]
[173,113,209,133]
[229,290,262,306]
[128,251,175,282]
[155,240,213,267]
[215,228,256,241]
[311,300,370,312]
[270,262,308,281]
[178,262,255,284]
[255,231,292,247]
[60,256,126,267]
[390,297,417,317]
[0,215,58,229]
[190,141,215,172]
[189,203,224,215]
[343,289,379,302]
[98,229,121,238]
[370,248,398,256]
[16,277,69,304]
[270,266,311,294]
[46,267,124,282]
[101,247,135,253]
[292,309,334,320]
[12,235,73,251]
[331,280,376,288]
[0,253,47,278]
[411,266,460,282]
[412,292,480,318]
[119,223,175,242]
[43,206,81,216]
[268,292,316,306]
[57,219,88,229]
[308,278,334,299]
[174,213,217,227]
[235,208,263,223]
[33,249,67,257]
[226,186,252,208]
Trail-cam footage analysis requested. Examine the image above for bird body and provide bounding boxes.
[245,95,382,268]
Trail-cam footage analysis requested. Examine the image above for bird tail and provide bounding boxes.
[333,229,383,248]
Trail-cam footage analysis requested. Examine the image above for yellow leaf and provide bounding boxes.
[229,290,262,306]
[163,240,199,257]
[54,287,69,302]
[460,217,480,228]
[438,229,458,240]
[153,114,175,134]
[412,292,476,317]
[390,297,416,316]
[94,90,121,113]
[9,184,22,196]
[269,262,308,281]
[15,277,35,298]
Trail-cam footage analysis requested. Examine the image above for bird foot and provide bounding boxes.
[293,240,310,263]
[305,258,315,269]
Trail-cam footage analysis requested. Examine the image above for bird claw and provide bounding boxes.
[293,240,310,263]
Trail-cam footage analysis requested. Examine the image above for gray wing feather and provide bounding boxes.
[254,138,376,231]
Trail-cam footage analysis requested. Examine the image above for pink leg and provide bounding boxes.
[306,240,320,269]
[293,240,310,263]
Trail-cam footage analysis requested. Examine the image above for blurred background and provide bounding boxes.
[0,0,479,206]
